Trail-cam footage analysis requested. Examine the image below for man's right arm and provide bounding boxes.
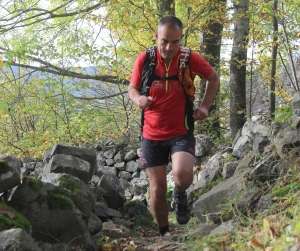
[128,83,153,110]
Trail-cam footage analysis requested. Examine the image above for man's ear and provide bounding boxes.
[154,32,158,40]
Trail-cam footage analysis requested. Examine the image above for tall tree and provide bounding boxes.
[155,0,175,17]
[198,0,226,138]
[269,0,278,118]
[230,0,249,137]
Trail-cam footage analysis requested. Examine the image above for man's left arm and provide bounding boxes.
[193,68,220,121]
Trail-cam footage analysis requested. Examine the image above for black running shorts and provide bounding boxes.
[139,133,196,168]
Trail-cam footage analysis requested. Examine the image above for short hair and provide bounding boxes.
[158,16,183,32]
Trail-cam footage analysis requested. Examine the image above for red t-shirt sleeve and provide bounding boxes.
[189,52,213,79]
[130,52,147,88]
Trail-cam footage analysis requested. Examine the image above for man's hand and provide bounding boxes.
[128,84,153,110]
[138,96,153,110]
[193,106,209,121]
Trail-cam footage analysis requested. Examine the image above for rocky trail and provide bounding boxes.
[97,221,193,251]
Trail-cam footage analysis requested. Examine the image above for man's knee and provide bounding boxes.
[150,187,167,201]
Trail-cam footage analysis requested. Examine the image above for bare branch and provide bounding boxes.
[5,61,129,85]
[73,91,128,100]
[0,1,107,33]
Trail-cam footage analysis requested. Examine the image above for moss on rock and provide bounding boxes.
[59,176,80,195]
[28,176,43,191]
[47,192,76,210]
[124,200,139,208]
[38,191,76,210]
[0,202,30,232]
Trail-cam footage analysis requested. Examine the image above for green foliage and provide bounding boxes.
[0,0,299,157]
[59,176,80,195]
[273,105,292,123]
[0,202,30,232]
[272,182,300,197]
[166,186,174,202]
[134,214,155,227]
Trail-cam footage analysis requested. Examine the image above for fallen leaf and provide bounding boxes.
[247,239,263,247]
[104,236,110,243]
[6,211,15,219]
[223,234,231,242]
[0,206,16,219]
[263,219,270,238]
[101,243,117,251]
[270,226,281,237]
[264,247,274,251]
[195,237,202,243]
[231,243,243,248]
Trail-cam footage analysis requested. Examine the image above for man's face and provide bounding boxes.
[155,25,184,63]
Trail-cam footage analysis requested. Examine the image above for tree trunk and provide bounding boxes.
[155,0,175,17]
[269,0,278,119]
[198,0,226,138]
[230,0,249,138]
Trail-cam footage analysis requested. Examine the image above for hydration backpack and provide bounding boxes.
[140,46,196,133]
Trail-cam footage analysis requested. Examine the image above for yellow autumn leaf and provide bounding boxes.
[0,59,4,68]
[263,219,270,238]
[0,114,9,118]
[101,243,115,251]
[231,243,243,248]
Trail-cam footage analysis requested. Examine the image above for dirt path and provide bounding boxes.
[108,223,194,251]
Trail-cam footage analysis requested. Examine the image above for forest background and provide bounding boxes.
[0,0,299,158]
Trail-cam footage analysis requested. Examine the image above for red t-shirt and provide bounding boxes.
[130,47,212,140]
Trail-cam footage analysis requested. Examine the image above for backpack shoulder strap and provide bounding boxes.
[179,46,191,69]
[178,46,192,83]
[141,46,156,96]
[140,46,156,134]
[178,46,195,103]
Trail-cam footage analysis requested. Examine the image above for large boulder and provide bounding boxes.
[8,176,96,250]
[0,228,41,251]
[195,134,214,157]
[98,174,126,209]
[273,127,300,159]
[0,156,21,193]
[50,144,97,178]
[40,173,97,216]
[292,91,300,128]
[193,172,246,223]
[46,154,91,184]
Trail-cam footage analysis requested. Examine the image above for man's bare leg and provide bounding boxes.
[146,165,169,233]
[171,152,194,224]
[171,151,194,191]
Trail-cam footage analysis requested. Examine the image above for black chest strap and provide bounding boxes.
[152,75,179,81]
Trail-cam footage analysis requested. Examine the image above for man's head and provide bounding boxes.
[155,16,184,63]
